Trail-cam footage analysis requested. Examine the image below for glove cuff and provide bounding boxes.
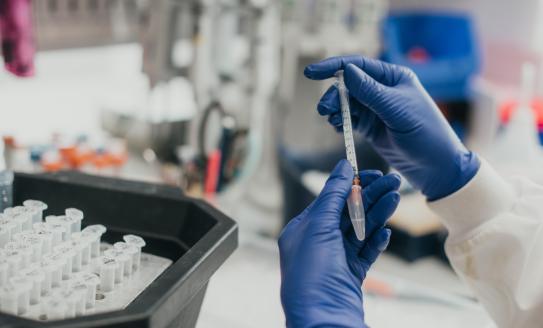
[425,150,481,201]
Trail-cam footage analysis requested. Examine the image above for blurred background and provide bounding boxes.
[1,0,543,327]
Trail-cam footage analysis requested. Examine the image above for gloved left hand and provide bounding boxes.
[279,160,401,328]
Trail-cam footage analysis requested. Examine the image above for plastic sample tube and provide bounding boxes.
[44,298,67,321]
[0,218,16,241]
[113,242,138,273]
[42,253,65,288]
[0,258,8,287]
[46,216,72,241]
[123,234,146,271]
[9,276,32,315]
[77,272,100,309]
[5,250,23,277]
[53,244,75,279]
[19,234,43,263]
[336,70,366,241]
[0,284,19,315]
[99,256,118,292]
[104,249,130,281]
[82,225,106,258]
[65,208,84,233]
[0,225,9,247]
[32,224,54,255]
[43,222,65,247]
[23,200,47,224]
[71,283,88,316]
[21,266,45,305]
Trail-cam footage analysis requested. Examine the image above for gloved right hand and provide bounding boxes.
[304,56,480,200]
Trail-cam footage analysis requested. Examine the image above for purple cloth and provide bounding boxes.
[0,0,35,77]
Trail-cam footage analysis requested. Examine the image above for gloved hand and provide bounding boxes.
[279,160,401,328]
[304,56,480,200]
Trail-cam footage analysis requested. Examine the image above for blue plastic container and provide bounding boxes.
[382,11,481,102]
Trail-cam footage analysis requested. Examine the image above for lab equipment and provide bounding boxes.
[0,199,163,321]
[279,161,399,328]
[382,12,480,102]
[305,56,480,200]
[1,170,237,327]
[336,70,366,241]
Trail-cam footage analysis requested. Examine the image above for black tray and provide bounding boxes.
[0,171,238,328]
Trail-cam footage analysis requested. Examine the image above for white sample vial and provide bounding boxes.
[114,242,139,273]
[0,258,8,286]
[0,284,19,315]
[77,272,100,309]
[39,258,59,294]
[44,297,67,321]
[11,208,33,232]
[82,224,106,258]
[46,216,72,241]
[71,283,88,316]
[71,232,92,266]
[20,266,45,305]
[43,221,65,247]
[0,218,16,242]
[104,249,129,283]
[23,200,48,224]
[57,289,79,318]
[99,256,118,292]
[32,224,54,255]
[123,234,146,271]
[53,244,75,279]
[9,276,32,315]
[2,214,21,235]
[65,208,84,233]
[5,250,23,277]
[42,254,65,288]
[66,239,85,273]
[0,225,9,248]
[5,242,32,269]
[19,234,43,263]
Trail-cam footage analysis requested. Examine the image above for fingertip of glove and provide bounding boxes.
[376,228,392,251]
[331,159,354,180]
[304,65,317,79]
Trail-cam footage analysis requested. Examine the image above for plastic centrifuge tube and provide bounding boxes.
[22,200,47,224]
[0,257,8,287]
[77,272,100,309]
[9,276,32,315]
[65,208,84,233]
[0,225,9,247]
[46,215,72,241]
[32,224,54,255]
[72,232,92,266]
[53,244,75,279]
[20,266,45,305]
[0,284,19,315]
[113,242,138,273]
[123,234,146,271]
[104,249,130,280]
[82,224,106,258]
[44,297,67,321]
[99,256,118,292]
[336,70,366,241]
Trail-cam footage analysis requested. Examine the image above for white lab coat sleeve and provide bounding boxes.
[428,159,543,328]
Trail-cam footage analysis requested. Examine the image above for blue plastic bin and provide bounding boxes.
[381,11,480,102]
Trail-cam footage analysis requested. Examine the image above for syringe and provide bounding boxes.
[335,71,366,241]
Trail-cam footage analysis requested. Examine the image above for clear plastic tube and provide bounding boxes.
[336,71,366,241]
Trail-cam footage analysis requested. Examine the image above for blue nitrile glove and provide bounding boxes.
[279,160,401,328]
[304,56,480,200]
